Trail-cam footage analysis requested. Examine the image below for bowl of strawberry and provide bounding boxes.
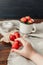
[19,16,36,34]
[9,32,22,50]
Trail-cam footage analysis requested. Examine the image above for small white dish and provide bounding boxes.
[2,21,13,29]
[2,21,14,32]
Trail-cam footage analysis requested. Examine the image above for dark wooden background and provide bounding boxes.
[0,0,43,19]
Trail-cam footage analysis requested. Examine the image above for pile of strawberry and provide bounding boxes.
[9,32,22,49]
[20,16,34,24]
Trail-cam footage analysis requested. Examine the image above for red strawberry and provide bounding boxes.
[12,40,22,49]
[12,43,19,49]
[12,40,20,49]
[14,32,20,38]
[25,16,31,20]
[19,42,22,46]
[31,19,34,22]
[14,40,22,47]
[9,34,16,41]
[28,19,33,24]
[17,40,22,47]
[20,17,27,23]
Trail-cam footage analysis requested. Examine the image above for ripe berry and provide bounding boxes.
[20,17,27,23]
[12,40,19,49]
[25,16,31,20]
[14,32,20,38]
[9,34,16,41]
[12,40,22,49]
[28,19,34,24]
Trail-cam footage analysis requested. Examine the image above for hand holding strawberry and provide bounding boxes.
[9,32,22,50]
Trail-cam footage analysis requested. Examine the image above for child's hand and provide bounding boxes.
[11,38,35,59]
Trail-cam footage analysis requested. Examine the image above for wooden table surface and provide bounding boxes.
[0,19,43,65]
[0,41,11,65]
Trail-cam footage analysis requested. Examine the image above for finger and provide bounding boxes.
[11,49,21,55]
[15,38,27,46]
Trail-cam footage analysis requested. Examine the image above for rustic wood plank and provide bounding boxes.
[0,41,11,65]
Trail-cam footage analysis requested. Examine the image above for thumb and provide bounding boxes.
[11,49,21,54]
